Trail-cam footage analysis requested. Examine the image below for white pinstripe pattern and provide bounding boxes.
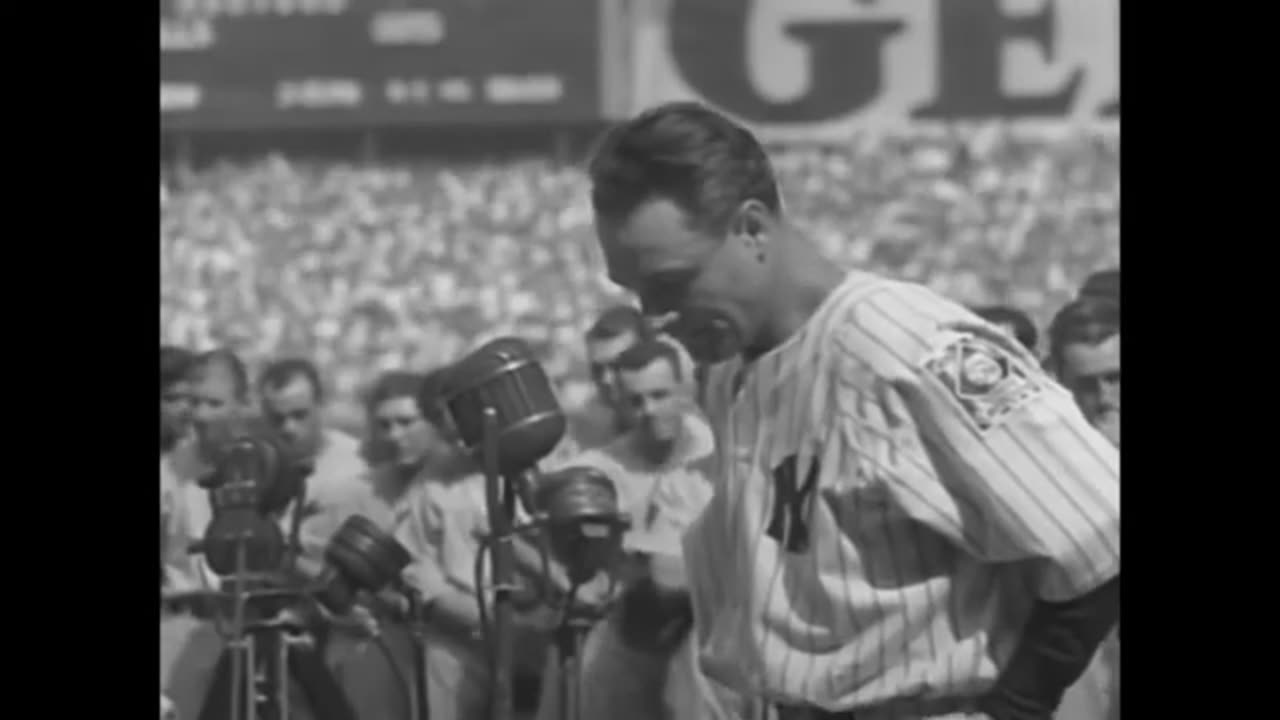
[683,272,1120,714]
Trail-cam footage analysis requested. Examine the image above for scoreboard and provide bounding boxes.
[160,0,601,130]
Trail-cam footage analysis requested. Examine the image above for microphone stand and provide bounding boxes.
[193,504,357,720]
[553,585,604,720]
[481,407,518,720]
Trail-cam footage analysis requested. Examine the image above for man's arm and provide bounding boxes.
[395,487,482,633]
[840,289,1118,718]
[890,323,1119,600]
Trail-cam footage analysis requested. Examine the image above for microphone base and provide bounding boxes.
[196,624,357,720]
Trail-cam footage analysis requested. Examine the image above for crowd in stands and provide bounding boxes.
[160,127,1120,427]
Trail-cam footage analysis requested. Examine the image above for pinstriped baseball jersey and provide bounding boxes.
[683,271,1120,713]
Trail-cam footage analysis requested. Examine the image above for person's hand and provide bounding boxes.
[316,602,380,638]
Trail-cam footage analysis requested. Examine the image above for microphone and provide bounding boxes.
[312,515,413,616]
[284,515,415,623]
[201,420,314,516]
[536,467,629,585]
[193,424,316,576]
[439,337,568,507]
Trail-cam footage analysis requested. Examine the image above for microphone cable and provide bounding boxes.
[367,628,418,720]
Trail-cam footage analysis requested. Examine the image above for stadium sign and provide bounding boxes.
[160,0,600,131]
[631,0,1118,140]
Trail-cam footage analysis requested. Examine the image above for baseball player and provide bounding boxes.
[586,102,1119,720]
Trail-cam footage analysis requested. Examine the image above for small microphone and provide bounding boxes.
[311,515,412,616]
[536,466,629,585]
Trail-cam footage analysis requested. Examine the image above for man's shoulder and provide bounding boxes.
[821,274,975,374]
[322,429,363,463]
[309,429,370,495]
[565,400,620,451]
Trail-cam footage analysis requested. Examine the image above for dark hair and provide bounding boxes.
[161,345,195,393]
[1048,297,1121,366]
[586,305,649,343]
[192,348,250,402]
[258,357,325,403]
[364,371,426,420]
[588,101,781,233]
[1079,268,1120,305]
[613,339,684,382]
[970,305,1039,352]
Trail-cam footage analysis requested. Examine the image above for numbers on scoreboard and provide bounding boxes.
[436,78,474,104]
[161,83,203,113]
[275,79,363,110]
[385,79,432,106]
[161,19,215,52]
[168,0,348,18]
[370,10,445,46]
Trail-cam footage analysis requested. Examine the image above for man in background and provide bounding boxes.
[539,339,718,720]
[1047,295,1121,720]
[161,348,254,720]
[971,304,1039,354]
[257,357,369,558]
[568,305,653,450]
[1047,297,1121,448]
[161,346,195,456]
[1079,268,1120,306]
[164,348,251,592]
[325,369,439,720]
[160,346,196,715]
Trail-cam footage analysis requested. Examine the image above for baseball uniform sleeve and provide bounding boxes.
[841,286,1119,602]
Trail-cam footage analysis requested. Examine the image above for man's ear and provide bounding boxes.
[729,199,774,257]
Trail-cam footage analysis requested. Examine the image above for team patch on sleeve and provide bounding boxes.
[922,331,1043,431]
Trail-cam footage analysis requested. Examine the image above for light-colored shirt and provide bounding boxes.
[686,271,1120,711]
[160,440,218,592]
[290,430,373,559]
[395,474,492,602]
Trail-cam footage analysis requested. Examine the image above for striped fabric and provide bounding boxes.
[684,272,1120,713]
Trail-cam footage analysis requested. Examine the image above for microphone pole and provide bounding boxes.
[482,407,516,720]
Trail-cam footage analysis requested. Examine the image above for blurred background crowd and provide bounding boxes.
[160,128,1119,429]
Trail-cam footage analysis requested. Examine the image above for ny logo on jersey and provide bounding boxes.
[766,453,820,554]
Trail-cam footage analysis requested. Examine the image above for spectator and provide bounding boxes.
[1047,296,1121,448]
[1080,267,1120,305]
[161,345,196,454]
[161,129,1119,434]
[970,304,1039,353]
